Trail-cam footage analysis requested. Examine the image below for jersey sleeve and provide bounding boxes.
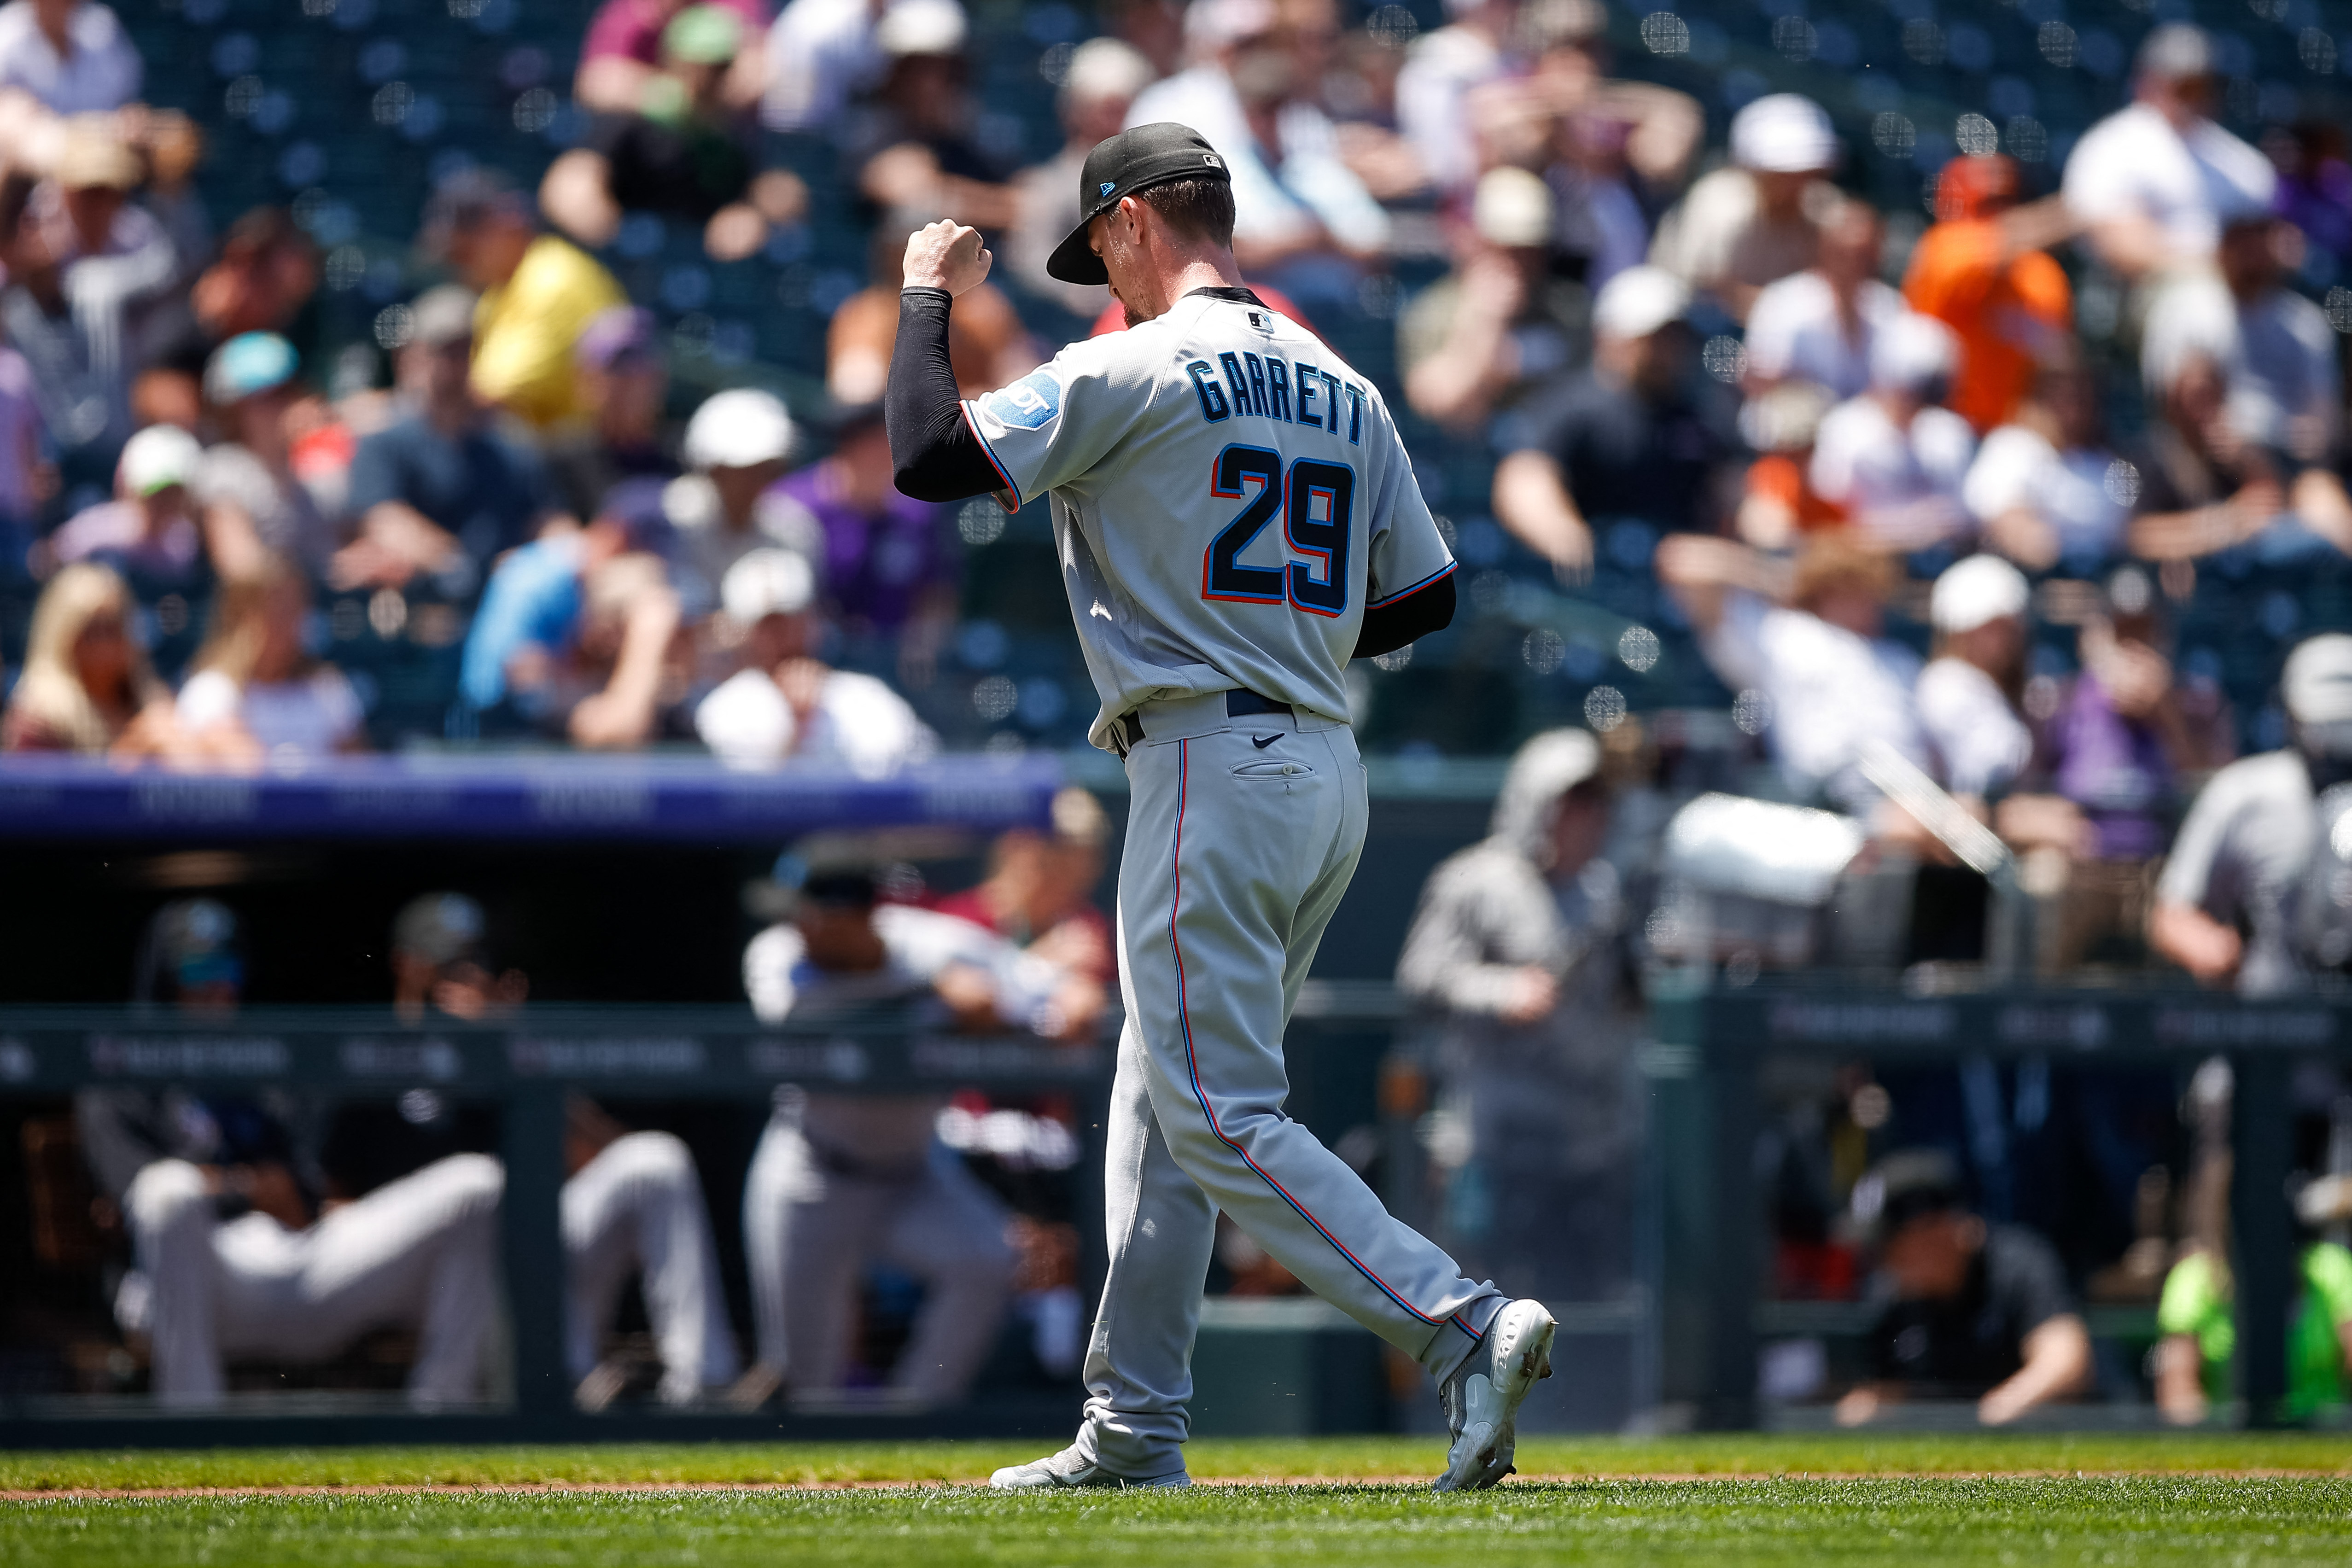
[1362,409,1456,606]
[960,338,1157,512]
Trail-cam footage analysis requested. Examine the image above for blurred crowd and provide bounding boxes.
[0,0,2337,787]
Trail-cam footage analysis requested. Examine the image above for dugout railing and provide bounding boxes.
[1647,979,2334,1431]
[0,1004,1114,1446]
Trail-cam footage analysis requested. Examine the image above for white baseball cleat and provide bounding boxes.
[1432,1298,1556,1492]
[988,1444,1191,1491]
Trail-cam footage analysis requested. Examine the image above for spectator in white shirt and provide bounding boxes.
[1126,0,1389,304]
[0,0,139,115]
[695,548,935,776]
[2141,215,2341,470]
[176,557,366,764]
[2060,24,2275,284]
[1657,531,1925,815]
[1742,198,1904,413]
[1810,313,1977,548]
[1916,554,2034,800]
[1963,346,2133,573]
[1392,0,1519,199]
[762,0,916,133]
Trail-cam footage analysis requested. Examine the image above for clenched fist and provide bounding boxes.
[901,220,992,297]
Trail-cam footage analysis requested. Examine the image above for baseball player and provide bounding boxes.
[738,863,1065,1405]
[886,122,1556,1491]
[390,892,742,1408]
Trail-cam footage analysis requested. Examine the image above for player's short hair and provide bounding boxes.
[1136,177,1236,251]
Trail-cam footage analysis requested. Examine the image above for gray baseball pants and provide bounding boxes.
[563,1131,741,1403]
[742,1115,1014,1404]
[1076,692,1502,1478]
[123,1152,504,1408]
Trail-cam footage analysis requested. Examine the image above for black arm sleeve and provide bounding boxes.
[1353,573,1455,660]
[887,287,1003,503]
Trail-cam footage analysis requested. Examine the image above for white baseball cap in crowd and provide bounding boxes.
[1062,36,1156,105]
[2136,22,2214,82]
[117,424,204,497]
[684,388,797,471]
[1186,0,1276,55]
[2284,634,2352,726]
[1472,166,1554,249]
[722,548,817,624]
[1869,311,1960,395]
[1592,264,1691,340]
[1931,554,2031,634]
[1729,93,1839,174]
[877,0,969,58]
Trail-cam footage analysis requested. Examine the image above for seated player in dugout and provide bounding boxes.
[1836,1150,2094,1427]
[383,892,743,1409]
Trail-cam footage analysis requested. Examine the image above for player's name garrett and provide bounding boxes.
[1177,326,1367,444]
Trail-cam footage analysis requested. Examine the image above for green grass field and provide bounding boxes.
[7,1436,2352,1567]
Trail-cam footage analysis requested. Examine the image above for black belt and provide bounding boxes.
[1118,688,1290,749]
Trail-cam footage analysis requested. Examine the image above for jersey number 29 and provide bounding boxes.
[1202,445,1355,618]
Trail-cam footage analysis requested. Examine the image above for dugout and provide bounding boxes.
[1648,980,2349,1431]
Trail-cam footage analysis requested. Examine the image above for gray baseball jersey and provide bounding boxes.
[962,290,1456,751]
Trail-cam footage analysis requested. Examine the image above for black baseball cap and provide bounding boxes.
[1047,122,1231,286]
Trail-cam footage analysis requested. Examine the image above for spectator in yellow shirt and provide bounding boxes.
[421,170,625,430]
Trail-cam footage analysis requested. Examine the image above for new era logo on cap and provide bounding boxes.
[1099,181,1116,195]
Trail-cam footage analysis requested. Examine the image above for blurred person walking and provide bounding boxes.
[175,556,367,763]
[694,548,935,775]
[79,899,506,1407]
[2149,634,2352,995]
[1,558,186,754]
[1395,729,1639,1314]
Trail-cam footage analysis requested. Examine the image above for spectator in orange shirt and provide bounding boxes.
[1902,154,2077,433]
